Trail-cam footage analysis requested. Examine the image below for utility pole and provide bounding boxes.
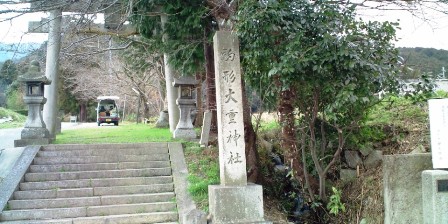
[442,67,446,79]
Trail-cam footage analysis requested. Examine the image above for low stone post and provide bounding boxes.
[155,110,169,128]
[421,99,448,224]
[173,76,199,139]
[199,111,212,147]
[14,61,51,147]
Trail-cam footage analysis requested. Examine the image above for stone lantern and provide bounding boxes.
[14,61,52,147]
[172,76,199,139]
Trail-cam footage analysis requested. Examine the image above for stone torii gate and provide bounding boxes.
[27,1,181,136]
[26,0,129,138]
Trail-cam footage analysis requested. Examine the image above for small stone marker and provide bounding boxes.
[422,170,448,224]
[155,111,169,128]
[428,99,448,169]
[199,111,212,147]
[421,99,448,224]
[208,31,269,224]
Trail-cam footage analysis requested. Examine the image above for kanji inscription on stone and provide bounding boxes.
[428,99,448,169]
[214,31,247,186]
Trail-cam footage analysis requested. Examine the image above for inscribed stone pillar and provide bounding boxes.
[43,9,62,139]
[208,31,269,224]
[421,99,448,224]
[428,99,448,169]
[213,31,247,186]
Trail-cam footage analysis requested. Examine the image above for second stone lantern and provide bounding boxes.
[14,61,52,147]
[172,76,199,139]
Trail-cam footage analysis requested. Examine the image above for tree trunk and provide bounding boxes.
[142,96,150,121]
[79,102,87,122]
[278,88,305,181]
[319,173,327,201]
[195,72,204,127]
[204,24,218,134]
[242,78,260,183]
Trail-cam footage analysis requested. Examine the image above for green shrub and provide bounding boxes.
[327,187,346,215]
[6,88,25,111]
[0,107,26,128]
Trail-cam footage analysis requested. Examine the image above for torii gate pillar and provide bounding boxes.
[42,9,62,139]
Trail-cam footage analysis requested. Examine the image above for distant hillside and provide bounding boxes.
[399,47,448,79]
[0,43,42,62]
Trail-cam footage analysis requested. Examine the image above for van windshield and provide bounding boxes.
[98,100,118,115]
[96,96,120,126]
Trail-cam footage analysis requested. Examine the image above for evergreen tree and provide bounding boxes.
[0,60,18,86]
[238,0,400,201]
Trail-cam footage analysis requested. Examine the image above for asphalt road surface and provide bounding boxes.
[0,122,98,150]
[0,127,21,149]
[0,122,97,180]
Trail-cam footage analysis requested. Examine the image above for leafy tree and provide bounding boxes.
[0,60,18,86]
[130,0,209,75]
[238,0,400,201]
[130,0,262,182]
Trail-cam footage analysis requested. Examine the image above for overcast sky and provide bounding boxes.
[357,2,448,50]
[0,3,448,50]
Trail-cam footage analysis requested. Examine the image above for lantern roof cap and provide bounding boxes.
[173,76,199,87]
[17,60,51,84]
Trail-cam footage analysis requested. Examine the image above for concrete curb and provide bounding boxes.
[0,145,41,213]
[168,142,207,224]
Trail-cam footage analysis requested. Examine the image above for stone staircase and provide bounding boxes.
[0,143,180,224]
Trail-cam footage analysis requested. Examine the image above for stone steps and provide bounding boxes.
[1,217,178,224]
[2,202,177,218]
[9,193,175,209]
[41,143,168,151]
[29,161,171,172]
[37,147,168,157]
[33,154,170,165]
[1,143,179,223]
[19,176,173,191]
[24,167,172,182]
[19,182,174,195]
[0,210,178,223]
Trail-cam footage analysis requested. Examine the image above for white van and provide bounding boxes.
[96,96,120,126]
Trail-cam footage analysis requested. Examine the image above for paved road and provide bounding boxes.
[0,128,21,150]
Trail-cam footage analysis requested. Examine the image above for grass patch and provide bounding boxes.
[0,107,26,129]
[184,142,219,212]
[53,123,174,144]
[257,120,280,132]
